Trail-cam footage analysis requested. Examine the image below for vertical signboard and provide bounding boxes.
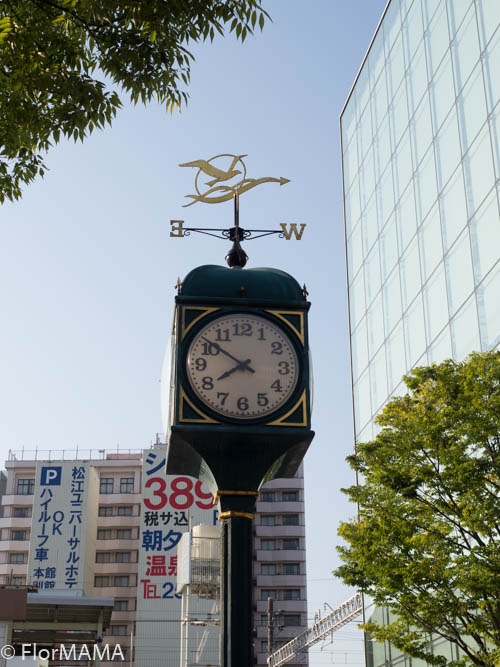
[27,462,98,595]
[134,446,218,666]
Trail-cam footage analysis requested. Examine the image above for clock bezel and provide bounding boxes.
[180,308,305,425]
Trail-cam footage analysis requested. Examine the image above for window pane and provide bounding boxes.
[282,515,299,526]
[377,163,395,230]
[365,244,381,306]
[361,148,376,212]
[470,190,500,284]
[483,23,499,112]
[358,104,373,162]
[261,515,276,526]
[423,263,448,342]
[367,294,385,358]
[464,126,496,218]
[403,1,423,65]
[100,478,114,494]
[383,267,402,336]
[397,181,418,252]
[370,346,388,412]
[435,108,461,191]
[419,205,443,282]
[477,264,500,350]
[393,130,413,202]
[400,237,422,310]
[344,141,359,191]
[390,79,408,150]
[451,295,481,360]
[351,318,368,381]
[445,229,474,315]
[447,0,473,38]
[354,369,372,432]
[387,34,406,101]
[457,64,488,156]
[282,539,299,550]
[411,95,433,169]
[430,56,455,134]
[426,3,449,79]
[120,478,134,493]
[380,215,399,283]
[349,270,366,330]
[372,69,388,132]
[375,116,392,180]
[429,325,453,364]
[348,222,363,280]
[440,166,468,251]
[415,146,438,221]
[407,42,428,118]
[261,540,276,551]
[404,294,427,367]
[452,5,480,92]
[478,0,500,48]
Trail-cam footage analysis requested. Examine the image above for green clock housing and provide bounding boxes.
[166,264,314,495]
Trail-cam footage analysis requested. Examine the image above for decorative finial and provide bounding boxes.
[175,277,182,293]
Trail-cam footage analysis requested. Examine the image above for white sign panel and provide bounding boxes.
[28,462,98,595]
[134,446,219,666]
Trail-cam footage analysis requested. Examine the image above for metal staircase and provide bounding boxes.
[267,592,363,667]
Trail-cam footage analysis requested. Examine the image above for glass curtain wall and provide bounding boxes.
[341,0,499,665]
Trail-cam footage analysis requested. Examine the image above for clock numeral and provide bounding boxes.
[233,322,253,336]
[258,327,266,341]
[195,358,207,372]
[217,392,229,405]
[270,379,283,393]
[202,342,220,356]
[271,341,283,355]
[215,328,231,342]
[278,361,290,375]
[202,376,214,390]
[237,396,249,411]
[257,393,269,407]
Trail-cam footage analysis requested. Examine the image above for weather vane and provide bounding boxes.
[170,153,306,269]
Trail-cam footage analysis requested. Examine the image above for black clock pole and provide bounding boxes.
[219,491,257,667]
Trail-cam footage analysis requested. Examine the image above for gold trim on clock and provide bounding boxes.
[178,386,219,424]
[265,310,305,345]
[266,390,308,427]
[181,306,221,341]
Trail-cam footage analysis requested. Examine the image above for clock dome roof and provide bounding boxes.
[180,265,305,303]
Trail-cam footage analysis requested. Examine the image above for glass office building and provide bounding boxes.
[341,0,499,664]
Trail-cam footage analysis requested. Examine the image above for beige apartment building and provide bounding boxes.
[0,448,308,666]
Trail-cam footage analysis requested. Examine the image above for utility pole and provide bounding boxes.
[267,597,275,660]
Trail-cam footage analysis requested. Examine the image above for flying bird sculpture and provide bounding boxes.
[179,153,290,206]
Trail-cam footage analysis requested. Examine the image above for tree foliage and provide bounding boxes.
[336,351,500,667]
[0,0,269,202]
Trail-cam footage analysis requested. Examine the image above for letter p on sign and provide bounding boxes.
[41,466,62,486]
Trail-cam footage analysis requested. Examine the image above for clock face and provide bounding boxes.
[186,314,299,420]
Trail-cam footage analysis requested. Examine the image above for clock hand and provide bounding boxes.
[201,336,255,372]
[217,359,253,381]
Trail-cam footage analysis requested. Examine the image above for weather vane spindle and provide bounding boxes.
[170,154,307,268]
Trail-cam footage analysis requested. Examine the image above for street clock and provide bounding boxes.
[166,264,314,493]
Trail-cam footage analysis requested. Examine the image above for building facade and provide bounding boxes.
[341,0,499,665]
[0,449,307,666]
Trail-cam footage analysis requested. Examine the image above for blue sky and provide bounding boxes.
[0,1,387,663]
